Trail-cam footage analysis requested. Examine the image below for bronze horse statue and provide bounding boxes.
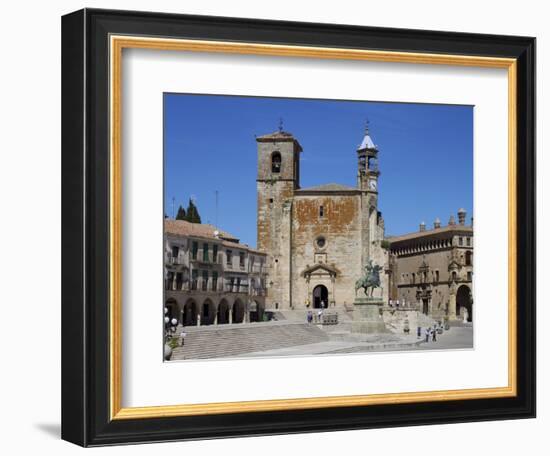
[355,260,383,297]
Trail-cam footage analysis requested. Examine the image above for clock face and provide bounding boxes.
[369,179,377,191]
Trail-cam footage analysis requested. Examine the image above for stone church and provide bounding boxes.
[256,126,388,311]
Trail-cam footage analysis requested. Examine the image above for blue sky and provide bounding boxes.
[164,94,473,247]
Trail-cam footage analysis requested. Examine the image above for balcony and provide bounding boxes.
[166,254,182,265]
[250,288,266,297]
[224,284,248,294]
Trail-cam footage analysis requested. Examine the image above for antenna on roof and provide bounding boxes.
[172,196,175,219]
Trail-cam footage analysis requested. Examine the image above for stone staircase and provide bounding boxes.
[171,322,329,360]
[272,308,354,322]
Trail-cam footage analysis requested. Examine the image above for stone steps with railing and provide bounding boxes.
[170,322,329,360]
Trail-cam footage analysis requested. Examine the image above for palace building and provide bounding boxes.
[386,211,474,322]
[256,126,388,311]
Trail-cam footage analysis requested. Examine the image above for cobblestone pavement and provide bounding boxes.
[376,325,474,352]
[237,325,473,358]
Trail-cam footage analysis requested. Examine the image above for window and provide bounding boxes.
[316,236,326,249]
[269,198,274,204]
[226,250,232,266]
[319,205,324,218]
[239,252,245,267]
[452,271,457,281]
[412,273,416,284]
[212,244,218,263]
[229,277,235,292]
[192,241,198,259]
[236,277,241,292]
[165,271,174,290]
[202,270,208,291]
[465,251,473,266]
[202,243,209,262]
[191,270,198,290]
[271,152,282,173]
[171,245,179,259]
[466,237,471,246]
[459,237,464,246]
[435,270,440,282]
[467,271,473,281]
[212,271,218,291]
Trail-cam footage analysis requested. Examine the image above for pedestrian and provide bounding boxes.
[432,326,437,342]
[307,311,312,324]
[417,326,422,338]
[180,329,187,347]
[318,308,323,324]
[425,327,430,343]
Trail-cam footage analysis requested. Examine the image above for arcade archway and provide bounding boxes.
[182,299,198,326]
[456,285,473,322]
[217,299,230,324]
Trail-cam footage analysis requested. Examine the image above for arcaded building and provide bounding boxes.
[256,127,387,310]
[164,220,268,325]
[386,210,474,322]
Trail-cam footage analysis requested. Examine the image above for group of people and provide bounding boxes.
[306,308,325,324]
[419,324,443,343]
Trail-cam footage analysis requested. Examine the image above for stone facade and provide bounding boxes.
[256,127,388,311]
[387,211,474,322]
[164,220,268,325]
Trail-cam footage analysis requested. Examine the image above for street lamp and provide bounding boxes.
[164,308,179,360]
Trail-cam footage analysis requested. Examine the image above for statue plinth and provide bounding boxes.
[351,296,388,334]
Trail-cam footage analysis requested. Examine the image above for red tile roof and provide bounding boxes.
[164,219,239,242]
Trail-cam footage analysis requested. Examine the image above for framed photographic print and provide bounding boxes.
[61,8,536,447]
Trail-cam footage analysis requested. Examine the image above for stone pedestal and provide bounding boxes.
[351,297,388,334]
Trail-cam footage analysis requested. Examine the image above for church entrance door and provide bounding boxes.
[312,285,328,309]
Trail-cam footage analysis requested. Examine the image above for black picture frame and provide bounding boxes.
[62,8,536,447]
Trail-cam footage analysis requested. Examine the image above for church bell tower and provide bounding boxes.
[256,125,302,309]
[357,124,381,269]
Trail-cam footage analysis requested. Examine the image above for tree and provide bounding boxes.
[175,205,186,221]
[186,199,202,224]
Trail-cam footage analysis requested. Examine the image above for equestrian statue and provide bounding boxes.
[355,260,383,298]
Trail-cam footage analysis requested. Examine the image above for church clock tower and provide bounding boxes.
[357,123,380,199]
[357,124,381,269]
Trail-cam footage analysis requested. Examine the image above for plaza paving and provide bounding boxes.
[170,320,473,361]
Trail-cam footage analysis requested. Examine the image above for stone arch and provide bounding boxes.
[249,300,263,322]
[312,284,328,308]
[232,298,245,323]
[165,298,178,321]
[201,298,214,325]
[182,298,198,326]
[456,285,473,322]
[217,298,230,324]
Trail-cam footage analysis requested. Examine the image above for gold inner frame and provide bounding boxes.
[109,35,517,420]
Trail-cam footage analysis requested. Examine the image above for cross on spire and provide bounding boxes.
[278,117,284,133]
[365,118,370,134]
